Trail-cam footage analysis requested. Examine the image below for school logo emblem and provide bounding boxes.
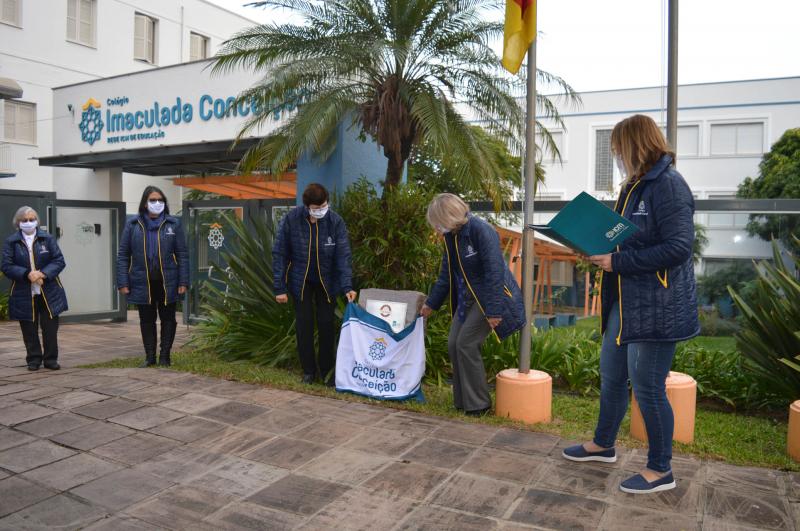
[79,98,104,146]
[465,244,477,257]
[325,236,335,246]
[633,200,648,216]
[367,337,388,361]
[165,227,175,236]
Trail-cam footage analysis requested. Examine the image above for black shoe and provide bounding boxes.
[325,377,336,388]
[27,364,40,371]
[465,407,491,417]
[157,356,171,367]
[159,321,177,367]
[301,374,316,385]
[139,359,156,368]
[43,362,60,370]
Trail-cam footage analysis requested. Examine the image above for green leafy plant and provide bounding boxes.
[190,214,298,367]
[729,238,800,403]
[698,309,740,337]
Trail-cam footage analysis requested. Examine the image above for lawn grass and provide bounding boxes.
[576,316,738,352]
[82,349,797,472]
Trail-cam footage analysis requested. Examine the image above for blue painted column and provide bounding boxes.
[296,121,396,205]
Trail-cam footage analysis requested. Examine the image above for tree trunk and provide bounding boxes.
[384,152,405,191]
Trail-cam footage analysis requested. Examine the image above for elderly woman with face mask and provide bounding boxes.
[1,206,68,370]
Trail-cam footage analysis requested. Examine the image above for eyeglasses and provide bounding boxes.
[148,199,164,203]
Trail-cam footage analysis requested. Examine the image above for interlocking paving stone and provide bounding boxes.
[171,374,227,392]
[107,406,185,430]
[205,501,305,530]
[0,476,56,517]
[460,447,545,485]
[196,401,268,425]
[362,462,450,501]
[509,488,608,529]
[49,421,134,451]
[303,488,418,530]
[88,379,153,396]
[37,390,109,410]
[0,439,77,473]
[487,428,560,456]
[788,472,800,501]
[0,383,35,396]
[5,385,69,401]
[298,447,390,486]
[21,453,123,491]
[190,426,274,456]
[397,506,498,530]
[344,427,419,457]
[124,485,235,529]
[188,456,287,497]
[70,468,173,511]
[122,386,186,404]
[237,388,296,408]
[289,418,364,446]
[205,381,261,400]
[158,393,230,415]
[92,433,181,466]
[237,409,312,434]
[705,462,786,495]
[148,415,227,443]
[430,420,499,446]
[248,474,350,516]
[15,411,94,437]
[0,402,57,426]
[0,428,36,451]
[703,485,793,530]
[0,493,107,529]
[73,397,144,420]
[537,459,620,497]
[83,515,165,530]
[431,472,523,518]
[600,505,700,530]
[401,437,476,470]
[133,446,230,483]
[376,413,442,436]
[243,436,332,470]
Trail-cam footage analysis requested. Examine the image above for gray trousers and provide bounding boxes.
[448,303,492,412]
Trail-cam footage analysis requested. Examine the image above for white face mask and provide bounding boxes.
[147,200,165,215]
[615,155,628,179]
[19,220,38,234]
[309,205,329,219]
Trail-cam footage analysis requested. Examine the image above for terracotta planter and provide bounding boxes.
[630,371,696,444]
[495,369,552,424]
[788,400,800,462]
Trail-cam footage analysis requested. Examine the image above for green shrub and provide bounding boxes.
[697,261,757,307]
[730,239,800,404]
[698,309,740,337]
[337,178,440,293]
[190,214,297,367]
[0,290,7,321]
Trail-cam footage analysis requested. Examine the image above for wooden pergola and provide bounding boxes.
[495,226,595,316]
[173,172,296,199]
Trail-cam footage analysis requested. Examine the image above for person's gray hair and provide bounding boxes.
[12,206,38,229]
[426,193,470,232]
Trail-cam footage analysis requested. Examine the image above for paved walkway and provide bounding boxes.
[0,319,797,529]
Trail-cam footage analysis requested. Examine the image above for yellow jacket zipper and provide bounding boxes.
[615,180,642,345]
[29,237,54,319]
[314,222,331,303]
[300,221,312,301]
[156,219,167,305]
[453,235,501,343]
[137,220,152,305]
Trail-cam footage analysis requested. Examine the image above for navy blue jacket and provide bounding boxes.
[601,154,700,344]
[272,206,353,301]
[116,215,189,306]
[2,229,68,321]
[426,215,526,341]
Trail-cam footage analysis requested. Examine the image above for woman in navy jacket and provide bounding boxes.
[421,194,526,416]
[117,186,189,367]
[2,206,68,370]
[272,183,356,385]
[562,115,699,495]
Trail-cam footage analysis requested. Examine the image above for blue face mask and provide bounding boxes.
[19,220,38,234]
[147,200,165,215]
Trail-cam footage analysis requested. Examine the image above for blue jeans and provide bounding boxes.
[594,302,676,473]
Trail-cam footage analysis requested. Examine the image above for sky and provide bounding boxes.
[208,0,800,93]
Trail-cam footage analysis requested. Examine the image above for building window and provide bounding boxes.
[67,0,95,47]
[1,0,21,26]
[134,13,157,64]
[594,129,613,192]
[707,194,749,228]
[538,130,564,162]
[4,100,37,144]
[190,32,209,61]
[710,122,764,156]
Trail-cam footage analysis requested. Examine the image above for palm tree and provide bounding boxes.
[213,0,578,193]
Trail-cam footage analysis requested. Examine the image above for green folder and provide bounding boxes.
[530,192,638,255]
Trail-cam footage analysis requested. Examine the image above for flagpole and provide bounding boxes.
[518,36,537,374]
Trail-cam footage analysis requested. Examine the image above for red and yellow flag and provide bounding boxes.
[501,0,537,74]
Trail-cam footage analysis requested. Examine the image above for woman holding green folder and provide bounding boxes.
[562,114,699,494]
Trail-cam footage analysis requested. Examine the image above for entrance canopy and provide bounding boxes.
[174,172,296,199]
